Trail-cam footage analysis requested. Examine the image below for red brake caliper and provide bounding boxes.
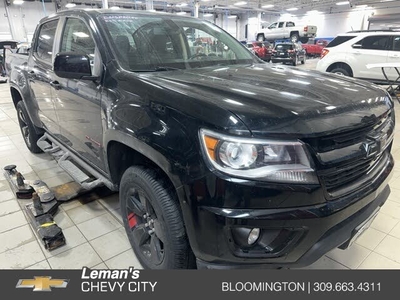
[128,213,137,229]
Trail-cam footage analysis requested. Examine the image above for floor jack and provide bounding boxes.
[4,164,114,251]
[4,165,65,251]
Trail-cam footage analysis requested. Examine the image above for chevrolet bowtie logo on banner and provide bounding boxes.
[16,276,69,292]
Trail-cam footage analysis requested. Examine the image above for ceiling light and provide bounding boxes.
[177,3,188,7]
[262,4,274,8]
[203,13,213,17]
[110,6,120,9]
[73,32,89,38]
[286,8,298,11]
[336,1,349,5]
[65,3,76,8]
[228,15,237,19]
[307,10,320,14]
[135,1,142,3]
[176,11,187,15]
[13,0,24,4]
[234,1,247,6]
[356,5,369,8]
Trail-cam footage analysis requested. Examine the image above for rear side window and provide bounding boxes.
[35,19,58,62]
[358,35,391,50]
[326,36,355,48]
[286,22,295,27]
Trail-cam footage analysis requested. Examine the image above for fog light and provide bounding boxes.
[248,228,260,245]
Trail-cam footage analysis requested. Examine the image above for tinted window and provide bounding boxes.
[35,19,58,62]
[326,36,355,48]
[100,14,254,72]
[392,36,400,51]
[61,18,95,56]
[286,22,295,27]
[359,35,391,50]
[246,44,253,48]
[275,44,293,51]
[278,22,284,28]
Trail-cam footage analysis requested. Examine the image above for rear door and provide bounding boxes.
[350,35,390,80]
[51,17,105,170]
[29,18,61,135]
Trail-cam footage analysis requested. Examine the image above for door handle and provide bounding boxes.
[50,80,61,90]
[389,54,400,58]
[354,51,361,55]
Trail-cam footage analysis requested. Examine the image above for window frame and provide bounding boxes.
[390,35,400,52]
[33,18,60,65]
[268,22,278,29]
[57,16,102,77]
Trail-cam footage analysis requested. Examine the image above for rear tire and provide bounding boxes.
[300,37,309,43]
[16,101,43,153]
[330,67,351,77]
[257,34,265,42]
[120,166,192,269]
[290,33,299,43]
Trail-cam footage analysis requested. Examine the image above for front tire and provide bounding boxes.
[120,166,192,269]
[290,33,299,43]
[330,67,351,77]
[16,101,43,153]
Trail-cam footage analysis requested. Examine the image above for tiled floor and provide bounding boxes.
[1,60,400,270]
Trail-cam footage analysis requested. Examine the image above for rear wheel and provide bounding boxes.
[300,37,309,43]
[330,67,351,77]
[290,33,299,43]
[120,166,192,269]
[257,34,265,42]
[16,101,42,153]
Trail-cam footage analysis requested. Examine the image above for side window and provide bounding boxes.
[393,36,400,51]
[60,18,98,74]
[268,23,277,29]
[35,19,58,63]
[359,35,391,50]
[286,22,295,27]
[278,22,284,28]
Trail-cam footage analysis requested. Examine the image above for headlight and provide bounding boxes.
[199,128,318,184]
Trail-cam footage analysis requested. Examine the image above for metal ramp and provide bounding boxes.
[37,133,115,191]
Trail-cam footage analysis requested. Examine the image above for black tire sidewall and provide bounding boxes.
[331,68,350,77]
[16,101,42,153]
[120,166,189,269]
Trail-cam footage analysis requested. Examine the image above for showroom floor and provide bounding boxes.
[1,59,400,270]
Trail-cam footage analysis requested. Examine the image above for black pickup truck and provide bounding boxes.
[6,9,395,269]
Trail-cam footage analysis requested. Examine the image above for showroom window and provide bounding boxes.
[359,35,391,50]
[35,19,58,63]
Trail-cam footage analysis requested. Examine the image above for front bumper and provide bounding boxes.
[178,154,393,269]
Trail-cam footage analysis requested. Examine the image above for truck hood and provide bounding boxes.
[144,64,392,137]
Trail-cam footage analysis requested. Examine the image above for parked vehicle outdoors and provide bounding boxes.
[256,21,317,43]
[302,39,330,57]
[6,10,395,270]
[246,41,272,61]
[316,30,400,82]
[271,42,306,65]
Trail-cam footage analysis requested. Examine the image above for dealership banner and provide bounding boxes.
[0,268,398,299]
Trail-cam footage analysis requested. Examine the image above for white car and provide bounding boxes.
[316,30,400,83]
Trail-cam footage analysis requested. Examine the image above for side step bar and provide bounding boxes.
[37,133,115,191]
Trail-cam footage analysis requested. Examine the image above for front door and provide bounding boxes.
[351,35,390,80]
[51,17,105,170]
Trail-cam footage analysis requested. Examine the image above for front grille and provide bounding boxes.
[306,112,391,152]
[307,111,394,199]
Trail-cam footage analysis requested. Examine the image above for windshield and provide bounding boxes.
[99,13,256,72]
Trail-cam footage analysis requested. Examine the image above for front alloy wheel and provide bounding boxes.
[120,166,193,269]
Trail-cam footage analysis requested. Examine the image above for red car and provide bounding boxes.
[301,39,329,57]
[246,41,272,62]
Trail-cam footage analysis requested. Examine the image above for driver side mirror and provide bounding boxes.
[352,44,362,49]
[54,52,97,80]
